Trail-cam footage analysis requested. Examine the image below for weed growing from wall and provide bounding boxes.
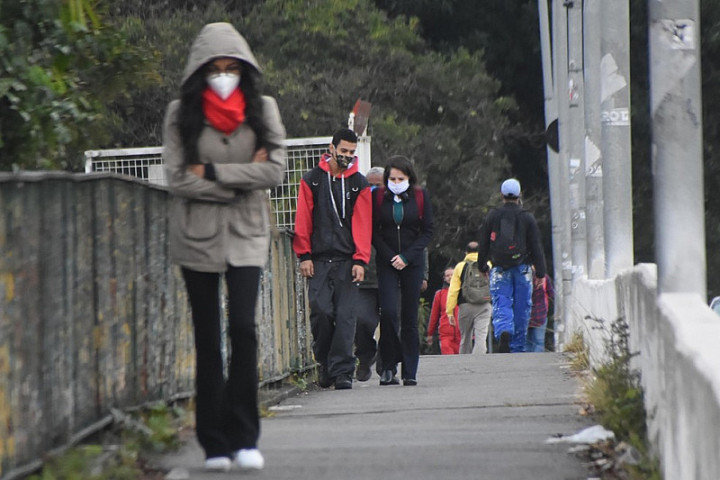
[583,317,661,479]
[27,403,188,479]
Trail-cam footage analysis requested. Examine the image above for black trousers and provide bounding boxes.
[182,266,261,459]
[354,287,379,364]
[307,259,359,378]
[376,262,424,380]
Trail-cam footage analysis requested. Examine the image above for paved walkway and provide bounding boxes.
[158,352,593,480]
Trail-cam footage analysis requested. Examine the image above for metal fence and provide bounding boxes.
[0,172,313,479]
[84,136,372,230]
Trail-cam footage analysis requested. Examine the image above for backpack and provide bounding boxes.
[489,207,527,267]
[373,187,424,220]
[461,260,490,304]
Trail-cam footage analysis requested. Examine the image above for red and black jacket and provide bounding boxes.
[293,155,372,265]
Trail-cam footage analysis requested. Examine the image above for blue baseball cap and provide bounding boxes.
[501,178,521,197]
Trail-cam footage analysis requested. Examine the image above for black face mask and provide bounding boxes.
[335,154,352,169]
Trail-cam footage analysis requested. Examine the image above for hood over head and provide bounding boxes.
[182,22,261,85]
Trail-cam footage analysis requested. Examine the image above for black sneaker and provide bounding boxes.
[317,364,334,388]
[356,361,372,382]
[334,374,353,390]
[498,331,511,353]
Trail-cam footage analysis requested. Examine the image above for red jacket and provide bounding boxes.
[293,155,372,265]
[427,287,459,337]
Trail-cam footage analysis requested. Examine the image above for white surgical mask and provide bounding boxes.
[387,180,409,195]
[207,73,240,100]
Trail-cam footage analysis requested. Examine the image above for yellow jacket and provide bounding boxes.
[446,252,478,316]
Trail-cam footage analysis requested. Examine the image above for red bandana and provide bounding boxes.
[202,87,246,135]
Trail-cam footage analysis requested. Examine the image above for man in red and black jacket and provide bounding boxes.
[293,128,372,390]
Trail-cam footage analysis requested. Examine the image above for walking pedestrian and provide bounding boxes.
[526,270,554,352]
[447,242,492,354]
[426,268,461,354]
[354,166,384,381]
[293,128,372,390]
[477,178,546,353]
[373,156,433,386]
[163,22,286,472]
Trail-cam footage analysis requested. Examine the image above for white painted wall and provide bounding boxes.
[565,264,720,480]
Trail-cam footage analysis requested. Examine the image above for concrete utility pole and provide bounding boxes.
[566,0,588,279]
[600,0,633,277]
[649,1,706,298]
[583,0,605,279]
[552,0,574,341]
[538,0,564,340]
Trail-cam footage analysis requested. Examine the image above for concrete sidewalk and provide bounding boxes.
[157,353,593,480]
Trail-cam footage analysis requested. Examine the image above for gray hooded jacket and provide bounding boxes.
[163,23,286,271]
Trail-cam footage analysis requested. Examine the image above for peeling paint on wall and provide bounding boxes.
[0,174,312,476]
[0,273,14,303]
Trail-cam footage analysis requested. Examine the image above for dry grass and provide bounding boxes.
[563,331,590,372]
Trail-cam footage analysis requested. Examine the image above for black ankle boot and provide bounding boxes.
[379,370,399,385]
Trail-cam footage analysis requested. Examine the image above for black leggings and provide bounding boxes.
[182,266,261,458]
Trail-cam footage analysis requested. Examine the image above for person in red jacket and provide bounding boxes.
[293,128,372,390]
[426,268,461,354]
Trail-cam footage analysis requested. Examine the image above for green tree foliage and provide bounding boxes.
[241,0,514,259]
[0,0,157,170]
[374,1,547,192]
[372,0,553,274]
[698,0,720,298]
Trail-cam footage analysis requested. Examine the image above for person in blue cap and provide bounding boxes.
[476,178,546,353]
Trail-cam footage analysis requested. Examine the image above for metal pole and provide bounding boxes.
[566,0,588,279]
[600,0,633,277]
[553,0,574,342]
[649,1,705,297]
[583,0,605,279]
[538,0,565,343]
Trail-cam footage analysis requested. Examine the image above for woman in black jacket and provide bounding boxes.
[372,156,433,386]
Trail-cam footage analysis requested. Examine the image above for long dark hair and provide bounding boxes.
[178,61,268,165]
[383,155,418,187]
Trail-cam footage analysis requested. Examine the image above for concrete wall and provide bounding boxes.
[0,173,313,479]
[566,264,720,480]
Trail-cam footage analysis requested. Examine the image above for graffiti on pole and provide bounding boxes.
[601,108,630,126]
[661,19,695,50]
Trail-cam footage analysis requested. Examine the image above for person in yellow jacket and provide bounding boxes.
[446,242,492,354]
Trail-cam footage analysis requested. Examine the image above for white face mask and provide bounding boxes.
[387,179,409,195]
[206,73,240,100]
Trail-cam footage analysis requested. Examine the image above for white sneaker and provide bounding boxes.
[235,448,265,470]
[204,456,232,472]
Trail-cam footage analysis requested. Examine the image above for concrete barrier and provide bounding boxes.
[567,264,720,479]
[0,173,312,479]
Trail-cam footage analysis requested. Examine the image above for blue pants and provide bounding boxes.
[525,324,546,352]
[490,264,533,353]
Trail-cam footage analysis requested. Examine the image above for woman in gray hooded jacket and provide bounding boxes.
[163,22,286,472]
